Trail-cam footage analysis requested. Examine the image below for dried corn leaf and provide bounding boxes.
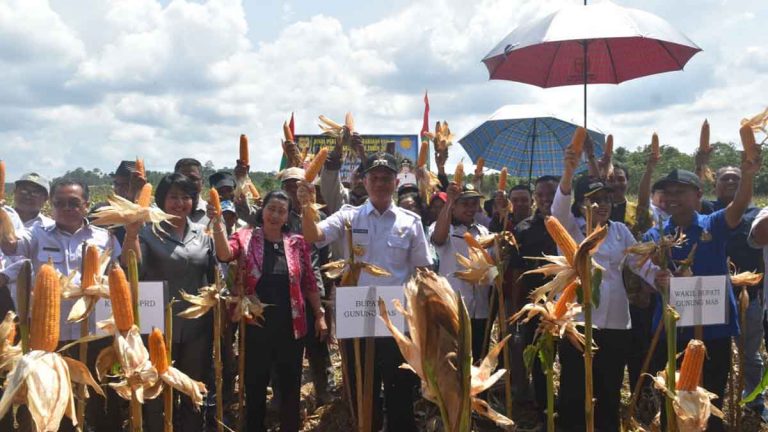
[0,311,21,374]
[91,194,177,237]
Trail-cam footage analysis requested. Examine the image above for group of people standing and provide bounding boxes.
[0,126,766,432]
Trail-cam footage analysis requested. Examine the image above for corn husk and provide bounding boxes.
[318,113,354,147]
[378,269,514,430]
[0,208,16,244]
[453,235,497,285]
[650,369,723,432]
[523,222,608,303]
[0,311,21,373]
[741,107,768,143]
[91,193,177,237]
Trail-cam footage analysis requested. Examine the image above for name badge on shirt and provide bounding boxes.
[352,229,368,234]
[42,247,61,252]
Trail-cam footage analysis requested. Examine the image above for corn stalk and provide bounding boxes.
[493,233,512,418]
[127,250,143,432]
[583,199,595,432]
[658,240,677,432]
[16,260,32,354]
[214,270,224,432]
[236,259,247,432]
[164,298,174,432]
[77,243,88,427]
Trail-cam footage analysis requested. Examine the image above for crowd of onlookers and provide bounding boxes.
[0,128,766,432]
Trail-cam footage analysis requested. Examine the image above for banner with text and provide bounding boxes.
[335,285,406,339]
[295,134,420,184]
[94,281,168,335]
[670,276,727,327]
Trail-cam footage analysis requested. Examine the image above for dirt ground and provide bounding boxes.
[257,341,768,432]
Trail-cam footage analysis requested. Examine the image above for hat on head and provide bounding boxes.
[114,161,136,177]
[457,183,483,200]
[363,152,398,174]
[654,169,702,191]
[220,200,236,215]
[397,183,419,197]
[209,171,236,189]
[574,175,612,204]
[277,167,306,182]
[15,172,50,196]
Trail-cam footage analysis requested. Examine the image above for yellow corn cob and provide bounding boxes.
[208,188,221,217]
[418,141,429,167]
[149,328,169,374]
[651,132,660,158]
[676,339,706,391]
[305,148,328,182]
[553,280,579,319]
[82,244,100,290]
[498,167,508,191]
[136,183,153,208]
[475,157,485,175]
[283,121,293,143]
[463,232,494,264]
[545,216,578,265]
[29,261,60,352]
[699,120,710,153]
[570,127,586,155]
[135,158,146,179]
[740,123,758,162]
[0,160,5,201]
[454,161,465,187]
[240,134,249,165]
[247,183,261,200]
[109,264,135,332]
[604,135,613,160]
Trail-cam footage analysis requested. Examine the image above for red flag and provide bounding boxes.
[289,112,295,139]
[420,91,429,138]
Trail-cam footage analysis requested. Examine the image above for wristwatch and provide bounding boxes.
[316,306,326,316]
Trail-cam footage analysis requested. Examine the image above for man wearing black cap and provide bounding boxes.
[300,152,432,432]
[650,158,760,431]
[429,181,491,361]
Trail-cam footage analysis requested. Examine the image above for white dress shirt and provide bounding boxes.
[13,220,121,341]
[428,222,493,319]
[1,211,55,305]
[552,187,657,330]
[317,200,432,287]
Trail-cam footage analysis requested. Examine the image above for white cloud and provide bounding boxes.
[0,0,766,183]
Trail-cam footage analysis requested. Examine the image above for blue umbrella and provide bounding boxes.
[459,105,605,181]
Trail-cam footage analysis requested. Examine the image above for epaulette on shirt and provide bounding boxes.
[396,207,422,222]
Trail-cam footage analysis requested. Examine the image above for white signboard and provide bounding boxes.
[336,285,406,339]
[94,281,168,335]
[670,276,727,327]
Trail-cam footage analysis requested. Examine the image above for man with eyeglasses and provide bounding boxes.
[0,178,121,432]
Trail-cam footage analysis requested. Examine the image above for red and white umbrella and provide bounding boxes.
[482,0,701,126]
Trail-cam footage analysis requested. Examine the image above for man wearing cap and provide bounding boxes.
[300,151,432,431]
[651,159,760,431]
[321,132,368,215]
[0,173,54,312]
[429,181,492,361]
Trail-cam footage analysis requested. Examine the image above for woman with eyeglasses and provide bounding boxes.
[121,173,221,432]
[550,148,662,432]
[211,190,327,432]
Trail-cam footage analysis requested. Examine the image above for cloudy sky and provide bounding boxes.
[2,0,767,180]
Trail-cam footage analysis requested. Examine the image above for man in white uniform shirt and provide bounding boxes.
[429,182,493,362]
[0,178,120,431]
[301,152,432,432]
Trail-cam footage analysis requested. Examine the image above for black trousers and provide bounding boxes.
[245,322,304,432]
[172,316,214,432]
[343,337,420,432]
[522,317,548,411]
[652,336,731,432]
[470,318,487,364]
[305,306,333,397]
[558,328,631,432]
[627,300,657,391]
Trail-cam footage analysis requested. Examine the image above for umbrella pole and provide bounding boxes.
[528,119,537,184]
